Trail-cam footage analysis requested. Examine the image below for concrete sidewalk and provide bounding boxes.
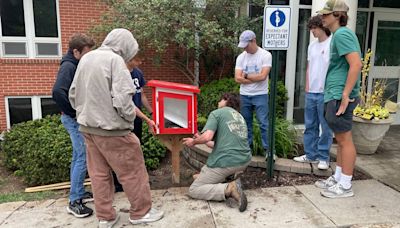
[1,179,400,227]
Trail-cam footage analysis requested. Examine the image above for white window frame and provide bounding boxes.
[5,96,56,129]
[0,0,61,58]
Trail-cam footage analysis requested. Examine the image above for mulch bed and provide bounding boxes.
[148,153,371,190]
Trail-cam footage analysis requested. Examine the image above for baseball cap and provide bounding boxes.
[317,0,349,15]
[237,30,256,48]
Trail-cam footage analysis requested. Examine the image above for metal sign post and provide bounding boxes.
[263,5,291,179]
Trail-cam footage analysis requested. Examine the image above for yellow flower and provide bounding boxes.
[354,49,390,120]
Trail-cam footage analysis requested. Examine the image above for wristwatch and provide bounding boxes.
[244,73,248,79]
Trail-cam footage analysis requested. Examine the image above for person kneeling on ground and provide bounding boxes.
[183,93,252,212]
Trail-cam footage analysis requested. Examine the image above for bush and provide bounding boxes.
[198,77,240,117]
[198,77,288,119]
[141,123,166,169]
[2,115,71,186]
[251,117,299,158]
[1,114,166,186]
[197,77,297,157]
[197,115,208,132]
[275,80,289,119]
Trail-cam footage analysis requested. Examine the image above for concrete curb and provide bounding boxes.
[183,144,333,176]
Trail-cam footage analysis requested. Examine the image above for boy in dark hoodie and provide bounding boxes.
[52,33,95,218]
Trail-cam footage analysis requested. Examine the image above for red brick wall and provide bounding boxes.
[0,0,232,131]
[0,0,108,130]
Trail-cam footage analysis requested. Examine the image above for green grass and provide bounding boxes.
[0,191,61,204]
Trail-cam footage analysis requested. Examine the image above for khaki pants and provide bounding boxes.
[83,133,151,221]
[188,162,249,201]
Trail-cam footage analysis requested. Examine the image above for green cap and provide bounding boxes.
[317,0,349,15]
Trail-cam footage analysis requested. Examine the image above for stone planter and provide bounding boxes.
[352,116,393,155]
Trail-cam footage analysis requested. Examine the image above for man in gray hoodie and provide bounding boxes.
[69,28,164,227]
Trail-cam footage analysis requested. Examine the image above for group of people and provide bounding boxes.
[183,0,362,214]
[294,0,362,199]
[52,29,162,227]
[51,0,361,226]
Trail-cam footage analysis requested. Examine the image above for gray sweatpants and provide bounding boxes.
[188,162,249,201]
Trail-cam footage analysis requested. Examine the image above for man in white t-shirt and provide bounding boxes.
[235,30,272,156]
[293,15,333,170]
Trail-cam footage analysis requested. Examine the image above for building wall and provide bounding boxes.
[1,0,223,131]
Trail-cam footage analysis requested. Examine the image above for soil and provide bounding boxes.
[0,151,370,194]
[0,157,26,194]
[148,152,371,190]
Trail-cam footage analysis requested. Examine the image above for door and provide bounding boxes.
[370,12,400,124]
[158,92,193,134]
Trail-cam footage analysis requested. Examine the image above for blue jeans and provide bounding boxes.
[303,93,333,162]
[240,94,269,150]
[61,114,87,202]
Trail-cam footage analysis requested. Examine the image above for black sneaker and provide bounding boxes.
[66,199,93,218]
[81,191,94,203]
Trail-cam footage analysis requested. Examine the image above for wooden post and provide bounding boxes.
[157,134,191,184]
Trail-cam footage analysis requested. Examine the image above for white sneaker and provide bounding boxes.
[99,214,120,228]
[129,208,164,224]
[321,183,354,198]
[314,175,337,189]
[293,155,318,163]
[317,161,329,170]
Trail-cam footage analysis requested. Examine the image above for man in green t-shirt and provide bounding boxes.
[315,0,362,199]
[183,93,252,212]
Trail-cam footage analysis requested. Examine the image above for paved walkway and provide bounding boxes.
[0,126,399,227]
[329,125,400,192]
[0,180,399,227]
[354,125,400,191]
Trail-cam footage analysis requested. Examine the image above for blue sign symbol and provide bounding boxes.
[269,10,285,27]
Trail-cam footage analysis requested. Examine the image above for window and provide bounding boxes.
[249,1,264,19]
[358,0,370,8]
[373,0,400,8]
[269,0,289,5]
[0,0,61,58]
[293,9,311,124]
[7,98,32,126]
[356,12,370,56]
[300,0,312,5]
[6,96,60,128]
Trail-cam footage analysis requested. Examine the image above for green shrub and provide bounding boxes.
[1,114,166,186]
[141,123,166,169]
[2,115,71,186]
[197,77,295,157]
[251,117,299,158]
[198,78,288,119]
[197,115,208,132]
[275,80,289,119]
[198,78,240,117]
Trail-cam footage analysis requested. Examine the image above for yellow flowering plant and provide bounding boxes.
[353,49,390,120]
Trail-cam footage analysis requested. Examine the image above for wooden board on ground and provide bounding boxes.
[25,178,91,193]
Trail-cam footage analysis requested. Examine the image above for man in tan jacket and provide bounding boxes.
[69,28,163,227]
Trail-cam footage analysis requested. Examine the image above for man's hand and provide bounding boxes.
[147,119,156,135]
[336,95,355,116]
[182,137,195,147]
[193,132,200,139]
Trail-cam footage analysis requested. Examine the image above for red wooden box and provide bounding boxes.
[147,80,200,134]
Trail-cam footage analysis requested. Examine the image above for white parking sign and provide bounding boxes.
[263,6,291,50]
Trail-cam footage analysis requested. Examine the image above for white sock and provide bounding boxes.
[334,166,342,181]
[339,174,353,189]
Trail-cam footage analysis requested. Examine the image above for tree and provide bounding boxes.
[93,0,263,85]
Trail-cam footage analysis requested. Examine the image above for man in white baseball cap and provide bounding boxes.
[235,30,273,159]
[237,30,256,48]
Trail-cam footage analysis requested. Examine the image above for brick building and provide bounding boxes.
[2,0,399,130]
[0,0,200,131]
